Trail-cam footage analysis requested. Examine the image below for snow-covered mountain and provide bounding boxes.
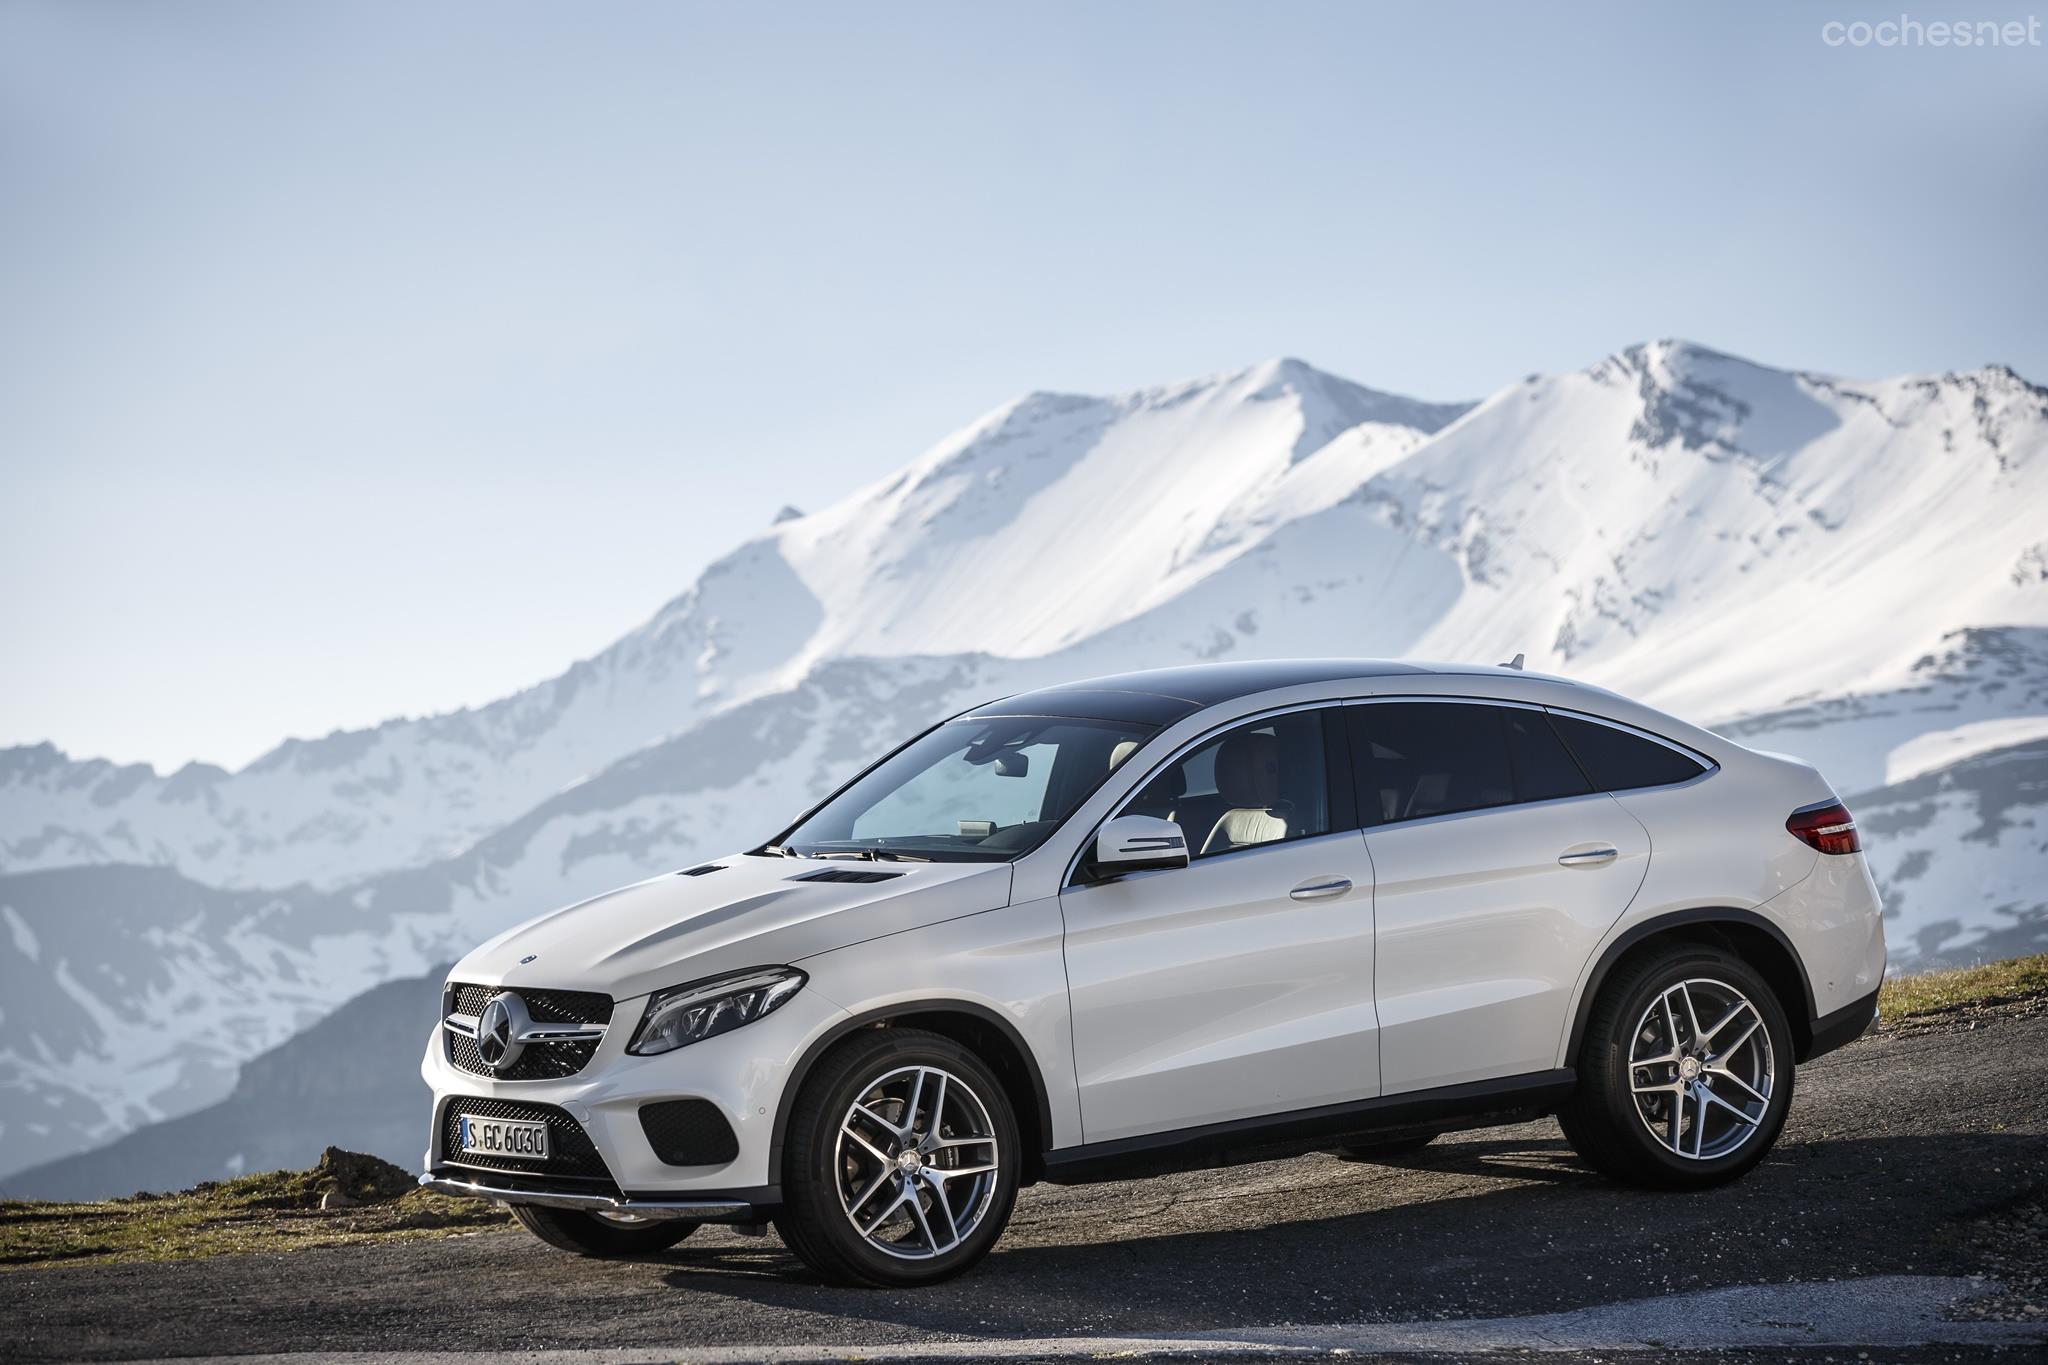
[4,342,2045,1192]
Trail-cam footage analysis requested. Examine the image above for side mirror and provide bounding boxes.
[1093,814,1190,877]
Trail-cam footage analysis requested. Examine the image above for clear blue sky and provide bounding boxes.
[4,1,2044,770]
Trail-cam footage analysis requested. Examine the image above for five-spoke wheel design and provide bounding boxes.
[1627,977,1775,1160]
[1560,945,1793,1189]
[780,1028,1021,1285]
[835,1064,1001,1260]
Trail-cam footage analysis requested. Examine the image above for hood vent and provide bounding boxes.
[679,864,727,877]
[792,867,903,885]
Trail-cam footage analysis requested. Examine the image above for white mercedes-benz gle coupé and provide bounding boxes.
[420,660,1885,1286]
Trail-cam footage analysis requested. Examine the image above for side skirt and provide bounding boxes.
[1040,1069,1576,1185]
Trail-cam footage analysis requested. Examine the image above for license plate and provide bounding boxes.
[457,1113,550,1160]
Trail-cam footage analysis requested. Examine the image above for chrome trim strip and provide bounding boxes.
[418,1172,752,1222]
[440,1014,606,1044]
[1342,694,1544,712]
[516,1023,608,1044]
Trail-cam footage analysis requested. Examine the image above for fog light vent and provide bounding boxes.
[639,1099,740,1166]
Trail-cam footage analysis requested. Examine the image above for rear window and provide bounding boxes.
[1547,713,1708,791]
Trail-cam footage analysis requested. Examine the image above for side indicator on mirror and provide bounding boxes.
[1094,814,1191,876]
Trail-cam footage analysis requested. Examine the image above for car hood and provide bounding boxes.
[448,855,1014,1004]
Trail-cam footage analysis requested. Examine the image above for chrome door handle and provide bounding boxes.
[1290,877,1353,901]
[1558,846,1619,867]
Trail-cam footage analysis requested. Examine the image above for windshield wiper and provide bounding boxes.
[813,847,932,863]
[755,843,804,858]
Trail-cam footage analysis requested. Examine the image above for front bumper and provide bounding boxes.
[420,978,846,1196]
[417,1170,763,1222]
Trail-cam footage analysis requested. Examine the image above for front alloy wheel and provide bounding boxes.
[835,1064,1003,1259]
[778,1028,1020,1286]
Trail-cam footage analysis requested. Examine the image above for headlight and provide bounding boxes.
[626,966,807,1056]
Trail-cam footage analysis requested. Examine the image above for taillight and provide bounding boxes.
[1787,801,1861,855]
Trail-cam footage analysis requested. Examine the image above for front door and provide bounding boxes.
[1059,707,1380,1143]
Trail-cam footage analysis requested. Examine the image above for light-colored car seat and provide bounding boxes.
[1200,731,1287,854]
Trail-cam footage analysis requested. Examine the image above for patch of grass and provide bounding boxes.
[1880,953,2048,1022]
[0,1147,510,1272]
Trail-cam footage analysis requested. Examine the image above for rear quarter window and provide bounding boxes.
[1547,713,1708,791]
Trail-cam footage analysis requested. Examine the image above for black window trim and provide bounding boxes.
[1064,700,1359,888]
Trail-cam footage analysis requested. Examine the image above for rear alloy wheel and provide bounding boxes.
[777,1028,1019,1286]
[510,1203,698,1256]
[1560,945,1794,1189]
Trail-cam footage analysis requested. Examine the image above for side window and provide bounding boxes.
[1506,708,1593,802]
[1548,713,1708,791]
[1348,702,1594,824]
[1126,710,1332,857]
[1349,703,1513,823]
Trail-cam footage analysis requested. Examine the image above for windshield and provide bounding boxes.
[776,716,1157,862]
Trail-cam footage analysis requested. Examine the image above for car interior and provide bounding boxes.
[1123,712,1329,857]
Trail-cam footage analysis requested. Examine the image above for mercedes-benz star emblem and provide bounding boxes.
[475,991,534,1073]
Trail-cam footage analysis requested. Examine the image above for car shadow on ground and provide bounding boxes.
[643,1129,2047,1337]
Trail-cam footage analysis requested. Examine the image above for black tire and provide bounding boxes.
[510,1203,698,1256]
[776,1028,1021,1287]
[1336,1132,1439,1161]
[1559,944,1794,1189]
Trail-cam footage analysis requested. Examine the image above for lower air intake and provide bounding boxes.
[639,1099,741,1166]
[439,1096,616,1189]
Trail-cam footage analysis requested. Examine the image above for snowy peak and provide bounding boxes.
[755,358,1474,667]
[1359,341,2047,721]
[1236,356,1473,462]
[1597,339,1822,457]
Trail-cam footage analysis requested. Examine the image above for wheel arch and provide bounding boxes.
[1564,908,1819,1065]
[770,1000,1056,1185]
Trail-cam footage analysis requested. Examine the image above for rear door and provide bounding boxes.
[1059,706,1380,1142]
[1349,699,1650,1093]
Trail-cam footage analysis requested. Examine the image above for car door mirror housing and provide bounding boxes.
[1093,814,1190,876]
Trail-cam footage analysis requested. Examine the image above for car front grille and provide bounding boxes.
[446,983,614,1081]
[439,1096,617,1189]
